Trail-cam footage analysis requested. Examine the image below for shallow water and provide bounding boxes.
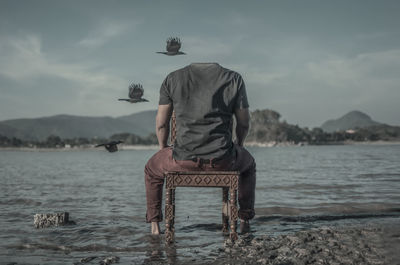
[1,144,400,264]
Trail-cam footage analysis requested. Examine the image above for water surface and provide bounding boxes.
[1,144,399,264]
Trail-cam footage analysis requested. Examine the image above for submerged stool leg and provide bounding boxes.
[165,187,175,243]
[222,187,229,233]
[229,187,238,240]
[164,171,240,243]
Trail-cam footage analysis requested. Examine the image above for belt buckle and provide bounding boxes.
[199,158,208,164]
[194,157,210,166]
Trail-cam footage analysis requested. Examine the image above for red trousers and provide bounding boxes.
[144,145,256,222]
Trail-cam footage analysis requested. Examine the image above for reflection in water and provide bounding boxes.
[143,235,163,263]
[143,235,177,264]
[165,244,178,265]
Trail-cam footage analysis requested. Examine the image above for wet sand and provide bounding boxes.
[209,224,400,265]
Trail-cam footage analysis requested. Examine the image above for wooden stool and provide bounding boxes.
[164,170,239,243]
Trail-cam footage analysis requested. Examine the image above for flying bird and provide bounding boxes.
[118,83,149,103]
[156,37,186,56]
[95,140,123,152]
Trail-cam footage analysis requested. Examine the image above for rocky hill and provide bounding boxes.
[321,111,381,133]
[0,110,157,141]
[247,109,400,144]
[246,109,309,143]
[1,109,399,145]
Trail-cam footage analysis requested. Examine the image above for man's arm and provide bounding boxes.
[234,108,250,147]
[156,104,173,149]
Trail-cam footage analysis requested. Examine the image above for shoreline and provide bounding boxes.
[1,141,400,151]
[245,140,400,147]
[0,145,159,152]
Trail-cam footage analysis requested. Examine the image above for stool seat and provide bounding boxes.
[164,171,239,243]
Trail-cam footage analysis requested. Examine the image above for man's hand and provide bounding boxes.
[234,108,250,147]
[156,104,173,149]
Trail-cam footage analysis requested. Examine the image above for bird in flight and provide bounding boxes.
[118,83,149,103]
[157,37,186,56]
[95,140,123,152]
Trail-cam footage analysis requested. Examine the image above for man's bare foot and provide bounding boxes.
[240,219,250,234]
[151,222,160,235]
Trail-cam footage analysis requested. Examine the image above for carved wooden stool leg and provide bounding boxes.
[165,188,175,243]
[222,187,229,233]
[229,188,238,241]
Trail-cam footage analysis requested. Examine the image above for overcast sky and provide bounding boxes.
[0,0,399,127]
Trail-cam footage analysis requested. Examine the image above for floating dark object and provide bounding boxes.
[95,140,123,152]
[118,83,149,103]
[78,256,119,265]
[34,212,76,228]
[156,37,186,56]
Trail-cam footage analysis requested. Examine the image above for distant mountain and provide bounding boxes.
[247,109,400,144]
[0,110,157,141]
[117,110,157,135]
[321,111,381,133]
[2,109,399,146]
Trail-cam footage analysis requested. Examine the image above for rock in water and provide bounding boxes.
[100,256,120,265]
[33,212,75,228]
[80,256,97,263]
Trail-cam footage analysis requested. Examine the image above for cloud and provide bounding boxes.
[279,49,400,125]
[240,68,286,86]
[0,35,127,101]
[222,47,400,126]
[78,20,141,48]
[306,49,400,91]
[0,35,43,79]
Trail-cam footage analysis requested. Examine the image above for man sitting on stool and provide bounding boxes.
[144,63,256,235]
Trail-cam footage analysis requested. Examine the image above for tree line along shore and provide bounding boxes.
[1,109,399,149]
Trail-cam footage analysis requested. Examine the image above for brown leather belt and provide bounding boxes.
[189,150,235,165]
[190,157,220,164]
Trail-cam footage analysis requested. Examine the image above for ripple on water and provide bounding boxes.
[1,146,400,264]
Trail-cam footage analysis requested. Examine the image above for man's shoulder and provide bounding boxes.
[219,65,243,80]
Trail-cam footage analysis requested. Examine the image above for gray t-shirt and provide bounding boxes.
[159,63,249,160]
